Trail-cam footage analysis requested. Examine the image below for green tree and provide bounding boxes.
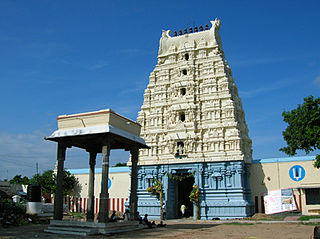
[30,170,78,197]
[113,162,127,167]
[280,95,320,168]
[9,175,30,185]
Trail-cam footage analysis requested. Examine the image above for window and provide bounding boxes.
[176,141,184,155]
[185,53,189,61]
[306,188,320,205]
[180,112,185,122]
[180,88,186,96]
[182,69,187,75]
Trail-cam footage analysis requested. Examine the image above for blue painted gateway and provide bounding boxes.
[136,161,253,220]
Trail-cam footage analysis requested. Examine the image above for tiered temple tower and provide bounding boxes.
[135,19,253,219]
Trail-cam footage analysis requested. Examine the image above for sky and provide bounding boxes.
[0,0,319,180]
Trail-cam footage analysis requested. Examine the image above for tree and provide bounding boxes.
[30,170,78,198]
[113,162,127,167]
[146,177,164,220]
[280,95,320,168]
[9,175,30,185]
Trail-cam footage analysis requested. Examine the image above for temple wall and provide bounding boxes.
[137,161,253,220]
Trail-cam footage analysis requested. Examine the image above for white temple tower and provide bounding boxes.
[135,19,253,219]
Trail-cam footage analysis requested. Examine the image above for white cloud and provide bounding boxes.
[313,76,320,88]
[239,79,292,98]
[0,130,131,180]
[0,131,56,180]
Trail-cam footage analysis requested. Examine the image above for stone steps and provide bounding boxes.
[44,228,92,236]
[44,220,141,236]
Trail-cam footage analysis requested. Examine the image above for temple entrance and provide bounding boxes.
[176,175,194,218]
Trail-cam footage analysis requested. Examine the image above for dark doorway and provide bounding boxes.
[176,175,194,218]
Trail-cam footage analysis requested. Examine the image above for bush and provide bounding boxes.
[0,198,26,226]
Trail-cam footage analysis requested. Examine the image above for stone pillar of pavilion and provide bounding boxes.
[53,142,66,220]
[129,144,139,220]
[86,151,97,221]
[98,140,111,223]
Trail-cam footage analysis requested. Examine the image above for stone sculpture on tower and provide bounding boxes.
[133,19,253,219]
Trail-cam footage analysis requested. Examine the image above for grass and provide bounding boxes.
[246,215,286,221]
[302,222,320,226]
[69,212,86,219]
[224,222,255,226]
[298,215,320,221]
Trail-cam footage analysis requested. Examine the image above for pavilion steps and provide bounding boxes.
[44,220,141,236]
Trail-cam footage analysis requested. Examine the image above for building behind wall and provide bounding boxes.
[134,19,254,220]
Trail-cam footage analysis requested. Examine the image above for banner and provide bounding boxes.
[264,188,297,214]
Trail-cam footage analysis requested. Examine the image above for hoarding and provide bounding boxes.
[264,188,297,214]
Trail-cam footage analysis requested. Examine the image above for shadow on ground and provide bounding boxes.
[166,223,217,230]
[109,223,218,239]
[0,223,218,239]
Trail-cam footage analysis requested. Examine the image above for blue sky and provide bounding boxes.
[0,0,319,179]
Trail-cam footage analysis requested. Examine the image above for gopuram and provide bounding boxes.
[134,19,254,219]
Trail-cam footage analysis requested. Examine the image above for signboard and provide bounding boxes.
[264,188,297,214]
[108,178,111,189]
[289,165,305,181]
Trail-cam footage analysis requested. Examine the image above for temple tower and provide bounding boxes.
[135,19,253,219]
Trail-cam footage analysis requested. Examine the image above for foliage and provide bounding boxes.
[166,171,195,181]
[0,198,26,225]
[69,212,86,219]
[30,171,55,195]
[298,215,320,221]
[9,175,30,185]
[0,198,25,215]
[280,95,320,168]
[189,184,200,220]
[146,177,164,220]
[62,170,78,196]
[146,177,163,196]
[225,222,255,226]
[189,184,199,203]
[113,163,127,167]
[29,170,78,196]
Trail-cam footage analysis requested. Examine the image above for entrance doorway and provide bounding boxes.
[176,175,194,218]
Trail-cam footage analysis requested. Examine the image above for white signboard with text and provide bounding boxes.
[264,188,297,214]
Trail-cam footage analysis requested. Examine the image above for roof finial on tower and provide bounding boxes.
[205,24,209,30]
[184,28,187,34]
[179,29,182,35]
[174,30,177,36]
[189,27,193,33]
[194,26,198,32]
[199,25,203,31]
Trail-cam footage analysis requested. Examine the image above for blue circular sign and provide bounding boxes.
[108,178,111,189]
[289,165,305,181]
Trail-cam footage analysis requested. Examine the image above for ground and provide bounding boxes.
[0,219,317,239]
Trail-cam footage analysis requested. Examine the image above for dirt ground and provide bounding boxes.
[0,220,316,239]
